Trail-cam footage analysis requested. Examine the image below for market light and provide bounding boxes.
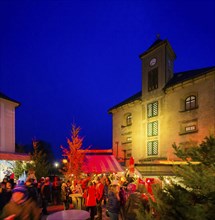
[62,159,67,164]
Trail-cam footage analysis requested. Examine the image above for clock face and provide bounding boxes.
[150,58,157,66]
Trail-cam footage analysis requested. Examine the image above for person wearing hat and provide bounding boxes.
[0,185,40,220]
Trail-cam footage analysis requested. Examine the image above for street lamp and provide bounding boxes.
[54,162,59,168]
[54,162,59,176]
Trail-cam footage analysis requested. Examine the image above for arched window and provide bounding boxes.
[185,95,197,111]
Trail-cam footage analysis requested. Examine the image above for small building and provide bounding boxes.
[108,38,215,177]
[0,92,30,181]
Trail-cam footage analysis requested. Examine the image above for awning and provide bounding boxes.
[84,155,123,173]
[0,152,31,161]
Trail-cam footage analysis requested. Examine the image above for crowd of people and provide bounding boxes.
[0,171,156,220]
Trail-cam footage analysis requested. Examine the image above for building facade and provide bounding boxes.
[0,92,20,153]
[108,38,215,176]
[0,92,30,181]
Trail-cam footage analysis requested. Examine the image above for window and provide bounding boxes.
[147,101,158,118]
[147,121,158,136]
[185,125,196,132]
[126,137,132,142]
[126,113,132,126]
[121,113,132,128]
[148,68,158,91]
[185,95,197,111]
[179,119,198,135]
[147,141,158,156]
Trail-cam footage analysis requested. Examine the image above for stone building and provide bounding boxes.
[108,38,215,177]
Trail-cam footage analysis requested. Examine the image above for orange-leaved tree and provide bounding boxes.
[60,124,88,180]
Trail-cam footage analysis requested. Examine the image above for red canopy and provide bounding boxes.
[83,155,123,173]
[0,152,30,161]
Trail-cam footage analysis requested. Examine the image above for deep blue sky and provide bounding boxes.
[1,0,215,158]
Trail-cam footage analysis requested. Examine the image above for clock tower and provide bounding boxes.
[139,37,176,98]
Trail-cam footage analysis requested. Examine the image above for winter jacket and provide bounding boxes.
[107,191,120,214]
[41,183,51,201]
[84,185,97,207]
[96,182,104,202]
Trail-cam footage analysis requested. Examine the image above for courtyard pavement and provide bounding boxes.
[41,203,122,220]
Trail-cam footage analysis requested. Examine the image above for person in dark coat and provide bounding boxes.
[41,177,52,215]
[26,181,38,204]
[107,183,121,220]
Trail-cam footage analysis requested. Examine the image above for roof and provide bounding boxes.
[0,92,20,106]
[83,155,123,173]
[108,91,142,113]
[0,152,31,161]
[108,66,215,111]
[164,66,215,89]
[139,38,167,58]
[147,38,164,51]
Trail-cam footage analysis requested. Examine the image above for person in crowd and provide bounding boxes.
[95,176,105,220]
[0,182,10,211]
[0,185,40,220]
[71,180,83,209]
[9,173,15,189]
[61,180,72,210]
[52,176,61,205]
[25,181,38,204]
[103,177,111,207]
[37,177,45,207]
[26,169,37,185]
[107,182,121,220]
[83,181,97,220]
[119,185,126,220]
[40,177,52,215]
[0,181,13,211]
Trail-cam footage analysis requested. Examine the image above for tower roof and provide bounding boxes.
[139,38,176,59]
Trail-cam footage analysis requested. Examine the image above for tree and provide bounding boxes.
[149,136,215,220]
[61,124,88,181]
[13,161,29,180]
[13,140,53,181]
[29,139,51,180]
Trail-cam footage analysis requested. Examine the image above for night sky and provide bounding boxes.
[0,0,215,159]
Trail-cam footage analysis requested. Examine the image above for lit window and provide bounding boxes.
[185,125,196,132]
[126,114,132,126]
[147,121,158,136]
[185,95,196,110]
[126,137,132,142]
[147,101,158,118]
[180,120,198,135]
[148,68,158,91]
[147,141,158,156]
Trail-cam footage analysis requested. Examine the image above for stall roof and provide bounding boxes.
[0,152,31,161]
[84,155,123,173]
